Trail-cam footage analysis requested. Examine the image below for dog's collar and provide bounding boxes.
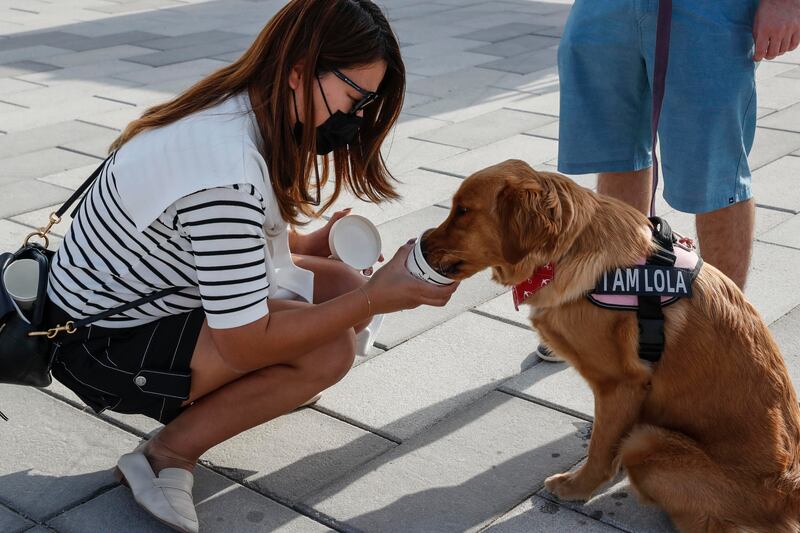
[512,262,555,311]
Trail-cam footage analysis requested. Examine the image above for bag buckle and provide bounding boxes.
[28,320,77,339]
[23,212,61,249]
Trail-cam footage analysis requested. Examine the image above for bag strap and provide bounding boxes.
[649,0,673,217]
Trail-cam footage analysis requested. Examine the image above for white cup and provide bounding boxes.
[405,230,455,286]
[328,214,382,271]
[3,258,40,310]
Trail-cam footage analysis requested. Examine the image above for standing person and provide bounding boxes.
[44,1,458,531]
[536,0,800,363]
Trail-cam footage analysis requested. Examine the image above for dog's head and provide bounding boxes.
[424,159,593,285]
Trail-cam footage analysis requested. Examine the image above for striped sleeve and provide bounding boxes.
[175,184,269,329]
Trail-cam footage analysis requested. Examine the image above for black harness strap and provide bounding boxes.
[638,217,676,362]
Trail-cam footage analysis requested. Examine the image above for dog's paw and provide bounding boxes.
[544,472,596,502]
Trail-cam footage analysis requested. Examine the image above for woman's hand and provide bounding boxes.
[297,208,352,258]
[754,0,800,61]
[363,241,459,314]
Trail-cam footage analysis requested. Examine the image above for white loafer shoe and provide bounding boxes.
[116,450,199,533]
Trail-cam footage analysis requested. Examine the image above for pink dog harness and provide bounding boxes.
[513,218,703,363]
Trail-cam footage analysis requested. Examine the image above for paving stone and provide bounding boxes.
[473,292,533,329]
[502,362,593,420]
[0,147,100,181]
[745,241,800,324]
[131,30,248,51]
[423,134,559,178]
[0,31,83,52]
[54,31,166,53]
[479,46,559,75]
[391,113,450,139]
[750,127,800,171]
[491,64,561,94]
[457,22,557,43]
[0,61,60,77]
[381,136,465,175]
[485,495,620,532]
[524,118,560,140]
[770,304,800,390]
[109,58,228,85]
[504,90,560,116]
[0,78,46,97]
[373,206,509,348]
[401,91,439,110]
[307,393,591,532]
[470,34,561,57]
[201,407,396,503]
[412,108,557,149]
[11,205,73,238]
[760,102,800,133]
[540,467,675,532]
[0,219,60,252]
[405,85,532,123]
[404,50,500,77]
[401,37,486,60]
[49,466,329,533]
[47,45,158,68]
[320,311,541,442]
[37,162,105,191]
[390,19,473,45]
[0,97,130,133]
[0,504,31,533]
[123,37,253,67]
[759,213,800,249]
[0,180,72,219]
[13,59,147,86]
[0,386,139,521]
[324,168,464,226]
[0,45,72,66]
[752,156,800,212]
[757,74,800,110]
[539,163,599,191]
[407,66,515,98]
[0,120,115,159]
[779,66,800,78]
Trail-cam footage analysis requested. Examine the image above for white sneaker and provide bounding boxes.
[537,343,565,363]
[115,449,199,533]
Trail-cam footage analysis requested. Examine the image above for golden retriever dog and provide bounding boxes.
[424,159,800,532]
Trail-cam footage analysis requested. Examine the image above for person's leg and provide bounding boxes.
[141,256,371,473]
[597,168,653,216]
[696,199,755,289]
[144,303,356,473]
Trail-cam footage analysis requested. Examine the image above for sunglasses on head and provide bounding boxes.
[329,68,379,113]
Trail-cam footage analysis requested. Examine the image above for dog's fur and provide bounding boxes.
[424,160,800,532]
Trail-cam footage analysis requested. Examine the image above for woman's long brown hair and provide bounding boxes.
[109,0,404,225]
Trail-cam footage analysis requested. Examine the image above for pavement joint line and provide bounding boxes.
[9,7,39,14]
[759,124,800,135]
[418,166,467,179]
[55,145,105,160]
[755,238,800,254]
[197,459,350,533]
[9,77,48,87]
[407,135,469,150]
[74,118,122,132]
[520,131,557,141]
[497,387,595,423]
[0,99,29,109]
[469,308,531,332]
[755,203,798,215]
[309,404,402,445]
[537,492,633,533]
[92,94,137,107]
[500,106,559,118]
[0,498,39,529]
[39,479,121,525]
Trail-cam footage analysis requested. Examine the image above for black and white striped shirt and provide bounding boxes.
[47,157,271,329]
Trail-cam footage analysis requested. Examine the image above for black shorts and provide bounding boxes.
[46,302,205,424]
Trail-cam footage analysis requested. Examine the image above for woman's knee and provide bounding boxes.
[297,328,357,386]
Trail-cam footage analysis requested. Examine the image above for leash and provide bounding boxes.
[650,0,673,217]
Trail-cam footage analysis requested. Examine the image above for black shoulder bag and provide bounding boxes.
[0,155,181,420]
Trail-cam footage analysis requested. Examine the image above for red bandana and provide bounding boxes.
[512,263,555,311]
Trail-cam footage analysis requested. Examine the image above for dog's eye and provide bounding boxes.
[455,205,469,216]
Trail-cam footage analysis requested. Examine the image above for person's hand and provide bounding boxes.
[301,208,352,258]
[753,0,800,61]
[363,241,459,314]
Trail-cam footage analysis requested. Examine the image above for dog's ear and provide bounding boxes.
[496,174,570,264]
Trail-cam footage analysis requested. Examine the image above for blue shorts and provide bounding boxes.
[557,0,759,214]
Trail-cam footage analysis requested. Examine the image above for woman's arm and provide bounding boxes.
[209,243,457,373]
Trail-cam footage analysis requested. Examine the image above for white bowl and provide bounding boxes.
[405,231,455,286]
[328,215,382,270]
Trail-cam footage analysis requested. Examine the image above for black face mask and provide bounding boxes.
[292,77,363,156]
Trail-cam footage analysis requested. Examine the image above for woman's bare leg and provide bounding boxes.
[141,256,370,472]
